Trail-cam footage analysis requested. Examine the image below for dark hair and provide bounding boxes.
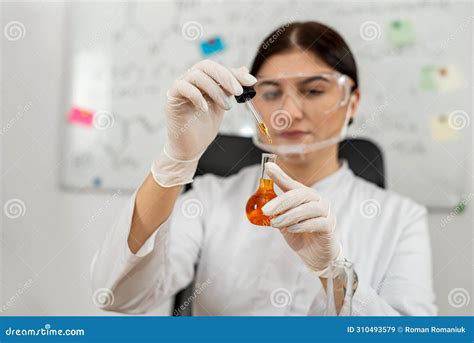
[250,21,358,91]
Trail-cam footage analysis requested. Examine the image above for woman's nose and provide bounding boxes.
[280,94,304,120]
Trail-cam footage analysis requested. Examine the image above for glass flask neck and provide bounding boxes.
[260,153,277,179]
[258,178,274,192]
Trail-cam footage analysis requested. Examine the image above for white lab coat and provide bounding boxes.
[91,160,437,316]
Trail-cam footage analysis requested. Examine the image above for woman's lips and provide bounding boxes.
[278,130,310,140]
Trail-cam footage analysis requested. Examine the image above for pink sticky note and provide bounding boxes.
[68,106,93,127]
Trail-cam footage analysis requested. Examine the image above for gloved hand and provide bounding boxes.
[152,60,257,187]
[262,162,344,276]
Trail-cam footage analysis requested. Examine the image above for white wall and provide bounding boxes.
[1,1,171,316]
[1,1,472,316]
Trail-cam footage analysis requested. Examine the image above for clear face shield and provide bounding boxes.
[250,72,354,161]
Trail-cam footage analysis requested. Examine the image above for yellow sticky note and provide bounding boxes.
[431,115,459,141]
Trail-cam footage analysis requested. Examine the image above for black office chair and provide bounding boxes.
[175,134,385,315]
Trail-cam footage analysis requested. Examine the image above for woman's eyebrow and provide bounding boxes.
[256,75,330,87]
[298,75,329,85]
[256,80,280,87]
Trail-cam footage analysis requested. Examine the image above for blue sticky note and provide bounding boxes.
[200,36,225,56]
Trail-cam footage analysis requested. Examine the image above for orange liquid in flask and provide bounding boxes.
[245,153,277,226]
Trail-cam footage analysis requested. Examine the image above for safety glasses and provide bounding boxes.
[252,72,352,116]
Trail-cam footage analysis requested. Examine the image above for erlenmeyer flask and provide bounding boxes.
[245,153,277,226]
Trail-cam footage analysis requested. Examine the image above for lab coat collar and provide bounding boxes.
[273,159,352,194]
[309,159,352,192]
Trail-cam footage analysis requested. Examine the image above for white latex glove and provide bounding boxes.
[152,59,257,187]
[262,162,344,276]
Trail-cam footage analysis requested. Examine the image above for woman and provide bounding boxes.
[91,22,436,316]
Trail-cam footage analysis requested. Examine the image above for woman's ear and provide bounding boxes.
[349,88,361,120]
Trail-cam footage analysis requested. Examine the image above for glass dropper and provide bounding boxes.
[235,86,272,143]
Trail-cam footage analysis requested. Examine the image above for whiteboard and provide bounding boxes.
[60,0,472,210]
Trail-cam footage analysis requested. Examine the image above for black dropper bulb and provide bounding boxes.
[235,86,256,103]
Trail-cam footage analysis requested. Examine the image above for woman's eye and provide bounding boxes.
[304,89,324,97]
[262,91,282,100]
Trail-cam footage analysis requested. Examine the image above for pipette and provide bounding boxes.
[235,86,272,143]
